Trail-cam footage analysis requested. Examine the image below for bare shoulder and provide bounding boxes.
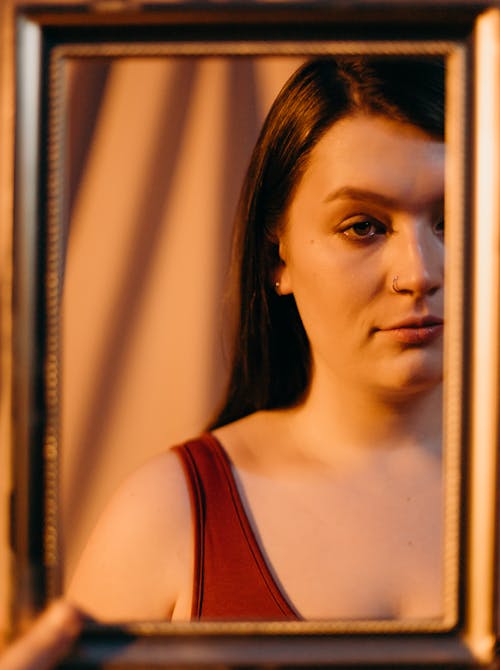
[212,411,268,460]
[67,447,193,622]
[212,409,294,468]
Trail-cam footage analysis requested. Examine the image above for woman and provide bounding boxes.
[68,56,445,622]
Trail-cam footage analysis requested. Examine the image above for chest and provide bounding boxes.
[235,465,444,620]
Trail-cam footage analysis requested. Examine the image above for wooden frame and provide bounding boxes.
[8,1,500,666]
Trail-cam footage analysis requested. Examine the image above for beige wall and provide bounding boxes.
[60,53,303,584]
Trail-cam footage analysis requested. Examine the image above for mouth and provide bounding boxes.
[376,316,444,345]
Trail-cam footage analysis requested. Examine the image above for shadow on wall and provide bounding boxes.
[60,55,305,585]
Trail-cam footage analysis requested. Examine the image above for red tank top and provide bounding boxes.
[173,433,300,621]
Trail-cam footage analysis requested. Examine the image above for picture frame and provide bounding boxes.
[6,0,500,666]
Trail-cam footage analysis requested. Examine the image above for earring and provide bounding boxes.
[274,280,281,294]
[392,276,403,293]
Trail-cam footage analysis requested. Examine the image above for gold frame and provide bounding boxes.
[7,1,500,666]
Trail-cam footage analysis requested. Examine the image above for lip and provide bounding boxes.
[376,316,444,345]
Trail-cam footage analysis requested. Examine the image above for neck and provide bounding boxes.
[283,371,442,465]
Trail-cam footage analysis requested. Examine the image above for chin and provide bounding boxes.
[377,351,443,398]
[376,378,443,407]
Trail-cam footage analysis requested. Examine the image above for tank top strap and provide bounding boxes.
[173,433,299,621]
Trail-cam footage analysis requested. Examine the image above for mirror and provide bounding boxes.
[11,2,500,666]
[59,49,455,626]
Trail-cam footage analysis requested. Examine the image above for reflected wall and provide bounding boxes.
[61,56,305,582]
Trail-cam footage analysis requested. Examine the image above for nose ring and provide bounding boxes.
[392,276,403,293]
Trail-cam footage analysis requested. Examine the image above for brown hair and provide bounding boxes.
[211,56,445,428]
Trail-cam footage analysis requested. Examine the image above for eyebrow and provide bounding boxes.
[323,186,444,210]
[323,186,405,208]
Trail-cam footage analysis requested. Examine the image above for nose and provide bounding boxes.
[389,220,443,298]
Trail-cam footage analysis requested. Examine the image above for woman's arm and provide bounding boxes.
[67,450,194,622]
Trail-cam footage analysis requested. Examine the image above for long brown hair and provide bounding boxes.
[211,56,445,428]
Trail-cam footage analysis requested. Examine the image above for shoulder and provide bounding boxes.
[67,446,194,622]
[212,409,295,469]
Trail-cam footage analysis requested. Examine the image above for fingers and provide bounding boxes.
[0,600,83,670]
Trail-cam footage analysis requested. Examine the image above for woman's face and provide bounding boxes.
[277,113,445,398]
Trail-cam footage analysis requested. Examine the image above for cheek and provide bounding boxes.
[290,244,378,299]
[285,248,386,344]
[287,253,354,318]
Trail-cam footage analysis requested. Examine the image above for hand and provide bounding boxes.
[0,600,83,670]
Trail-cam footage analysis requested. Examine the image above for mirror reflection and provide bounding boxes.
[61,54,445,623]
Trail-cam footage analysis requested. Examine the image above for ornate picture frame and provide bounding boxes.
[8,1,500,666]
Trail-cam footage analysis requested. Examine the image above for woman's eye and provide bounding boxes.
[343,218,386,240]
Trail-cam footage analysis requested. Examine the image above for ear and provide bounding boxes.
[274,239,293,295]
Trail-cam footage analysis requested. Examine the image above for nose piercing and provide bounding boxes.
[392,276,403,293]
